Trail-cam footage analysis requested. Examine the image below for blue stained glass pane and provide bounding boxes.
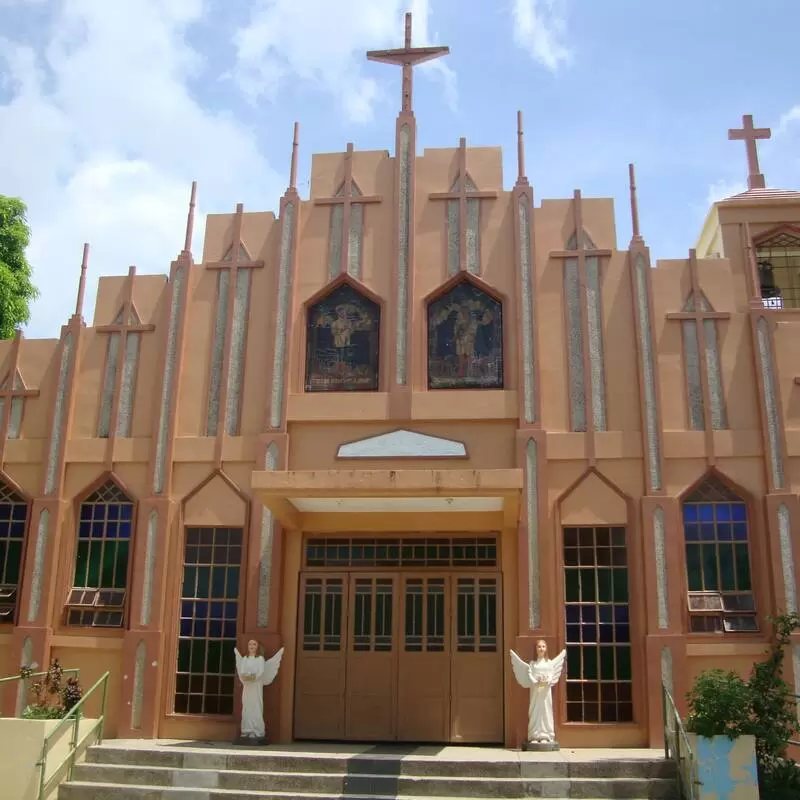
[80,506,92,521]
[92,505,105,520]
[581,606,596,622]
[683,505,698,523]
[599,624,614,643]
[566,606,579,624]
[733,523,748,541]
[120,504,133,521]
[716,504,731,522]
[193,619,207,637]
[106,522,118,539]
[731,504,746,522]
[717,523,732,541]
[209,620,222,637]
[599,606,613,623]
[180,619,192,636]
[581,623,596,643]
[700,524,715,541]
[698,504,713,522]
[90,522,104,538]
[225,603,237,619]
[566,624,580,642]
[224,620,237,638]
[119,521,131,540]
[181,601,193,617]
[11,521,25,537]
[78,521,92,540]
[194,601,208,617]
[614,606,629,623]
[107,504,119,521]
[12,505,26,521]
[684,523,699,541]
[210,602,224,619]
[616,624,630,643]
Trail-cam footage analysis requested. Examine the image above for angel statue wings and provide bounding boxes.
[234,640,285,741]
[510,640,567,745]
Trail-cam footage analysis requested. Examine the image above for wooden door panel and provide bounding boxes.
[450,574,503,743]
[345,575,397,741]
[397,575,450,742]
[294,574,347,740]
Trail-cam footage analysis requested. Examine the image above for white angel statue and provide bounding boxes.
[510,640,567,744]
[233,640,285,740]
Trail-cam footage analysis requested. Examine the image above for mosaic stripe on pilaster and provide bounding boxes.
[140,510,158,626]
[131,640,146,729]
[653,506,668,629]
[396,124,410,386]
[154,266,185,495]
[269,202,296,429]
[661,646,674,700]
[206,270,230,436]
[225,269,251,435]
[703,318,727,429]
[518,198,535,424]
[585,256,606,430]
[634,255,661,489]
[564,258,586,431]
[756,317,784,489]
[16,637,33,716]
[526,439,540,629]
[117,332,140,437]
[327,190,343,281]
[778,504,796,614]
[45,333,72,495]
[257,442,279,627]
[681,314,704,431]
[446,176,481,276]
[27,509,49,622]
[3,373,24,439]
[348,185,364,280]
[97,333,120,437]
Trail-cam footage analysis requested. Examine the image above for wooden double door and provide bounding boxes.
[294,571,504,743]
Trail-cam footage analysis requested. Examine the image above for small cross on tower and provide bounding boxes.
[367,12,449,113]
[728,114,771,190]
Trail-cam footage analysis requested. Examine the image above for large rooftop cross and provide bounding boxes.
[366,12,449,113]
[728,114,771,190]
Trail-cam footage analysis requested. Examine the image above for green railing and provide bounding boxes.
[0,668,110,800]
[662,682,699,800]
[791,693,800,747]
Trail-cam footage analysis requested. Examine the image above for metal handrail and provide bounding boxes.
[662,683,699,800]
[35,670,110,800]
[0,668,81,715]
[790,693,800,747]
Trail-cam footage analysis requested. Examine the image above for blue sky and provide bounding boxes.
[1,0,799,338]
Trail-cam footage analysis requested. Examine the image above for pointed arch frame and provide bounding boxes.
[0,470,33,626]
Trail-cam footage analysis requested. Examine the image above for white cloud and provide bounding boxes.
[512,0,571,71]
[232,0,457,123]
[775,105,800,138]
[705,179,746,206]
[0,0,283,338]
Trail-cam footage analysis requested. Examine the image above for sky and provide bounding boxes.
[1,0,799,339]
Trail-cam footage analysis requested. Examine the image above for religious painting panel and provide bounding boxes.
[427,280,503,390]
[305,282,380,392]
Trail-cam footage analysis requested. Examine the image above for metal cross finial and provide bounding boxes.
[366,12,450,114]
[728,114,771,190]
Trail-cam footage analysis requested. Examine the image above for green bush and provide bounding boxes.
[686,669,752,738]
[19,659,83,720]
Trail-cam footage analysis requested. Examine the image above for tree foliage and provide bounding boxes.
[0,195,39,338]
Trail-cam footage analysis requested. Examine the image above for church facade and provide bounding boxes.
[1,18,799,750]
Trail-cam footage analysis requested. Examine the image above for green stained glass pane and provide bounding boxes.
[6,540,22,585]
[718,544,735,591]
[221,644,236,674]
[617,646,632,681]
[583,646,598,680]
[226,566,240,599]
[685,544,702,591]
[190,640,205,672]
[735,544,752,591]
[197,567,210,599]
[87,543,102,586]
[567,646,581,678]
[600,646,615,680]
[211,567,226,598]
[207,640,222,673]
[178,640,191,672]
[101,542,116,587]
[597,568,612,602]
[565,570,579,602]
[580,570,596,602]
[701,544,719,590]
[74,541,89,585]
[612,569,628,603]
[114,541,129,588]
[183,567,196,599]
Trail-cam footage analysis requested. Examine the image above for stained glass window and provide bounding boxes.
[305,282,380,392]
[756,229,800,310]
[682,475,756,633]
[175,527,242,715]
[0,483,28,623]
[563,526,633,723]
[67,480,133,628]
[427,279,503,389]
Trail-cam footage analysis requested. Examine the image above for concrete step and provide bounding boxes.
[64,763,678,799]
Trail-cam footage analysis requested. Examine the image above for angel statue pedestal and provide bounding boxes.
[510,640,566,752]
[233,640,285,746]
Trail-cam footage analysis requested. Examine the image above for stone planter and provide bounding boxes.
[0,717,100,800]
[686,733,759,800]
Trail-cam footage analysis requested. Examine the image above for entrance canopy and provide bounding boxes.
[251,469,523,532]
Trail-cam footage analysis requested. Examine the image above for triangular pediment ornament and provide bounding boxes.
[0,368,25,391]
[111,305,142,325]
[449,173,479,193]
[334,180,363,198]
[337,429,467,459]
[566,229,597,250]
[681,291,713,313]
[222,243,251,262]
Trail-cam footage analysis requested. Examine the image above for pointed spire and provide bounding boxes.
[74,243,89,318]
[183,180,197,253]
[289,121,299,191]
[517,110,526,182]
[629,163,641,242]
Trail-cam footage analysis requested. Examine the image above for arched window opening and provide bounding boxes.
[756,229,800,310]
[67,480,133,628]
[682,475,756,633]
[0,483,28,623]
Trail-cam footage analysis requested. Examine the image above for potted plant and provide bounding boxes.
[0,659,95,800]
